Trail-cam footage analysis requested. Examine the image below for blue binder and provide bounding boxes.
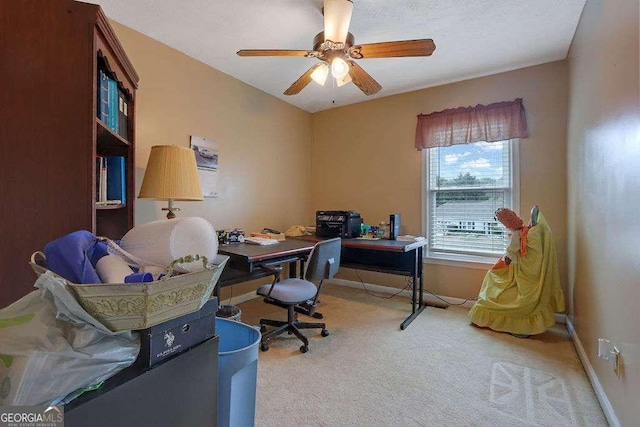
[106,156,126,204]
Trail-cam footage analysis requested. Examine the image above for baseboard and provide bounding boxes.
[225,280,568,322]
[220,278,476,310]
[328,278,476,308]
[565,317,620,427]
[220,291,261,308]
[329,278,568,324]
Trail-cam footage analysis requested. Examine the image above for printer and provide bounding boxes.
[315,210,363,238]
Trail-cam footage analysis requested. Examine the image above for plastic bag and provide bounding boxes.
[0,272,140,406]
[118,217,218,273]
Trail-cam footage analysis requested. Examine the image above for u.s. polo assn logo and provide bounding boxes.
[164,331,175,348]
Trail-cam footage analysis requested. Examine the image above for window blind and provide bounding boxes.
[427,140,512,257]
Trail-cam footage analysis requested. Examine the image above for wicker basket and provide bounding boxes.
[30,253,228,332]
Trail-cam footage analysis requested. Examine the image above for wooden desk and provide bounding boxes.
[216,239,316,290]
[294,236,430,329]
[217,237,431,329]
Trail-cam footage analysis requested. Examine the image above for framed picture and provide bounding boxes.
[190,135,219,197]
[190,135,218,170]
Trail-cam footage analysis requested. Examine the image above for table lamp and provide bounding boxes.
[138,145,203,219]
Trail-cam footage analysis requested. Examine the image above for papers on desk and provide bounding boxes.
[396,235,426,242]
[244,237,279,246]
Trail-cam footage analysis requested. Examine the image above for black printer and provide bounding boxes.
[315,210,363,238]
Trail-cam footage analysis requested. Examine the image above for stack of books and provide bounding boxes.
[396,235,426,242]
[96,156,126,206]
[98,69,129,140]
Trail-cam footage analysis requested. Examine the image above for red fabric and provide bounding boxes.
[495,208,523,231]
[491,258,508,270]
[415,98,528,149]
[519,226,530,257]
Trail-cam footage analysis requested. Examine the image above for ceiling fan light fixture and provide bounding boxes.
[310,63,329,85]
[331,57,349,79]
[238,0,435,97]
[336,73,352,87]
[324,0,353,44]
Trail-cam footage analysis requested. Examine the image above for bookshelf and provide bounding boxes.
[0,0,139,307]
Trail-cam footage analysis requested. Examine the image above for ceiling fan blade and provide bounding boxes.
[237,49,312,57]
[283,64,322,95]
[324,0,353,43]
[349,39,436,59]
[348,61,381,96]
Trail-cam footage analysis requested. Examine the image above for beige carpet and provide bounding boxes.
[237,284,607,427]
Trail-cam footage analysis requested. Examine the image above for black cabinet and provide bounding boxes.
[65,337,218,427]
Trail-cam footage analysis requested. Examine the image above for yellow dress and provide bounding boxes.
[468,211,565,335]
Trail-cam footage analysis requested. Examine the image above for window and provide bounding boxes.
[423,139,519,264]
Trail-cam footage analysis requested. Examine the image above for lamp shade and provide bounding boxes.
[331,57,349,79]
[138,145,203,201]
[310,63,329,85]
[324,0,353,44]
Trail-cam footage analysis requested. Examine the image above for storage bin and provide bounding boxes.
[216,304,242,322]
[137,297,219,367]
[216,317,260,427]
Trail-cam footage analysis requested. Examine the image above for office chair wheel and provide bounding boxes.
[321,329,329,337]
[261,342,270,352]
[300,345,308,353]
[312,312,324,319]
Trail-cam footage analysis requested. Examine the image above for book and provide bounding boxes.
[95,155,102,201]
[100,157,107,202]
[98,70,109,124]
[107,77,119,133]
[106,156,126,204]
[244,237,279,246]
[96,200,122,206]
[396,235,425,242]
[117,90,128,139]
[249,232,286,241]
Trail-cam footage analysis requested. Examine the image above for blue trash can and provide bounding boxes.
[216,317,261,427]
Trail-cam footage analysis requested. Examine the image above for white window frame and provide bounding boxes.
[422,139,520,268]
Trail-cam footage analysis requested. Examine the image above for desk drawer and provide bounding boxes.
[341,247,417,275]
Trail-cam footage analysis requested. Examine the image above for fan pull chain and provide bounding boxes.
[332,74,336,104]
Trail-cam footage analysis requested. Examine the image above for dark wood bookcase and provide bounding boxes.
[0,0,139,307]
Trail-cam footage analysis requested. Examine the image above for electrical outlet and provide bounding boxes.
[598,338,612,360]
[598,338,622,378]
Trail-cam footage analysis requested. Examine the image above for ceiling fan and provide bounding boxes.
[237,0,436,96]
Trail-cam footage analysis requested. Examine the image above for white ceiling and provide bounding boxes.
[88,0,586,113]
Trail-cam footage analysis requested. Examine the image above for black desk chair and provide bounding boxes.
[256,237,341,353]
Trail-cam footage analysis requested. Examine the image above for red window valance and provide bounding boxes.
[415,98,528,150]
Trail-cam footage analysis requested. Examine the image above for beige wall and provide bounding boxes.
[110,22,314,298]
[312,62,569,299]
[566,0,640,425]
[111,22,569,303]
[112,5,640,421]
[111,22,313,233]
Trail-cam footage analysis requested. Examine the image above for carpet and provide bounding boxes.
[237,284,606,426]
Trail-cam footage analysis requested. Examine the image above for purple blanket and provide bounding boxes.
[44,230,101,284]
